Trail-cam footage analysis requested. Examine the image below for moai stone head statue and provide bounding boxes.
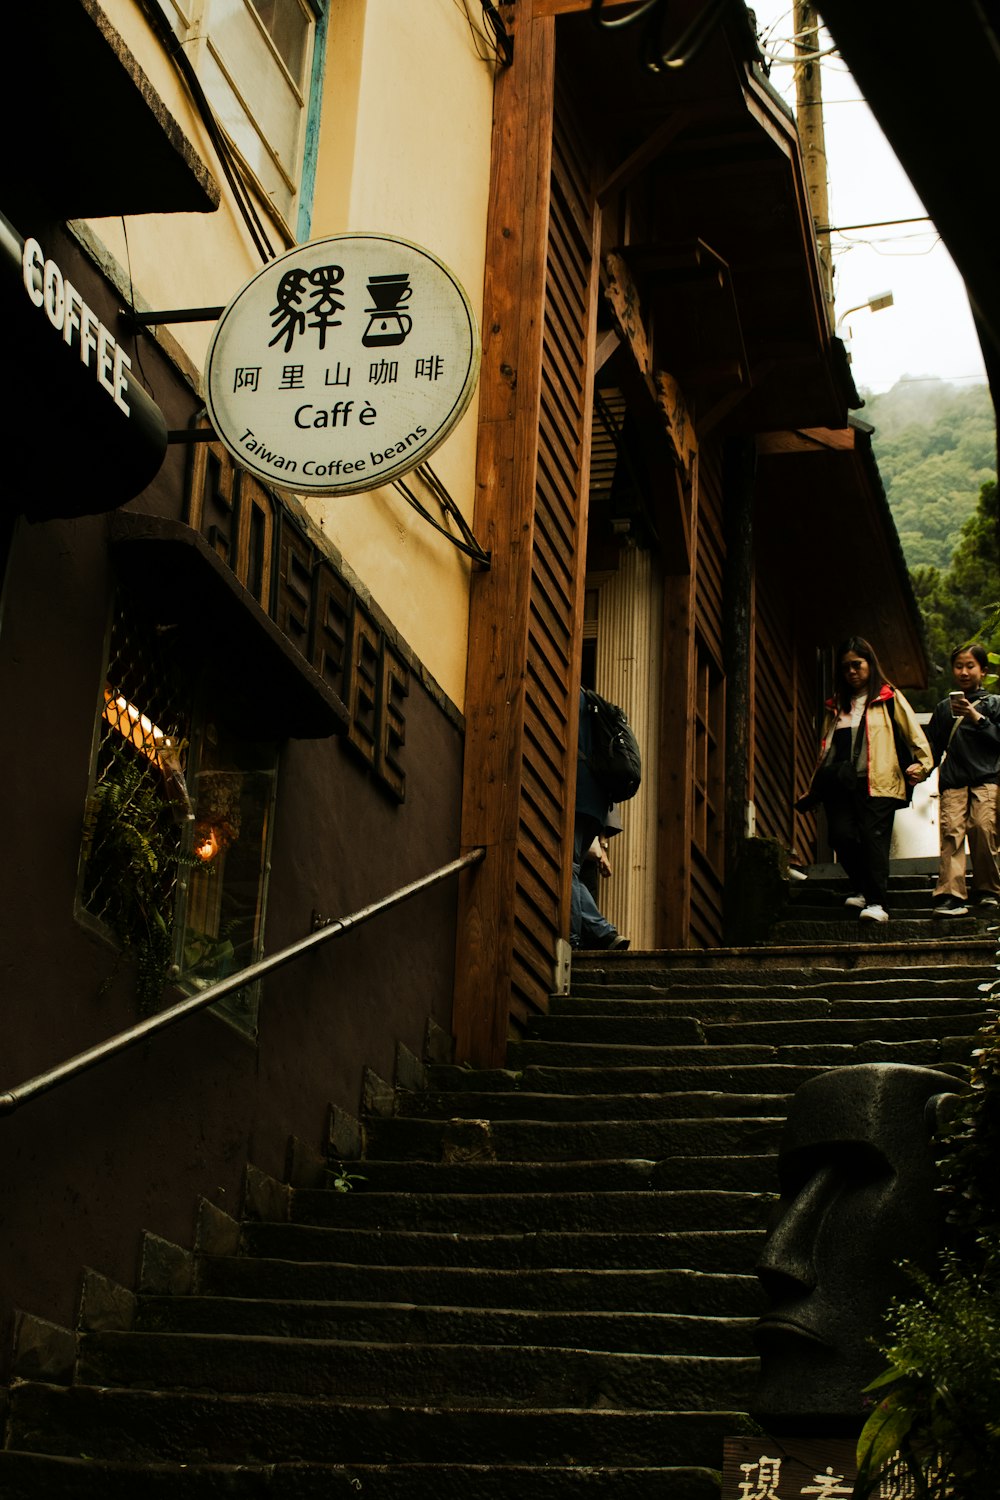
[752,1062,961,1429]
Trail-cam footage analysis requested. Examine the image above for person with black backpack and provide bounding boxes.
[571,687,634,951]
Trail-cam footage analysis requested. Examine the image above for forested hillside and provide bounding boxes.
[863,379,995,570]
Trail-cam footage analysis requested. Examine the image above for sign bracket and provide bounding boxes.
[393,463,491,569]
[123,306,225,327]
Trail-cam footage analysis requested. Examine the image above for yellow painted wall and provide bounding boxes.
[308,0,495,708]
[86,0,495,709]
[87,0,280,363]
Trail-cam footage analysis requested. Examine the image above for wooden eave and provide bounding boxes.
[558,1,851,440]
[755,424,928,689]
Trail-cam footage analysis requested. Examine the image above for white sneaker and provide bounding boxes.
[844,893,866,909]
[859,904,889,924]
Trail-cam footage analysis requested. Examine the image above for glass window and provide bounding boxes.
[251,0,310,82]
[79,594,278,1038]
[170,0,318,231]
[174,717,278,1038]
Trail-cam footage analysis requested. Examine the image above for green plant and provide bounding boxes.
[856,1253,1000,1498]
[976,599,1000,689]
[330,1162,366,1193]
[81,741,183,1012]
[855,1003,1000,1498]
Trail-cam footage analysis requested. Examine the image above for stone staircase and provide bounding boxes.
[0,872,995,1496]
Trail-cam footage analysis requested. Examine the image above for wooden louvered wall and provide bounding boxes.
[753,585,797,848]
[752,573,824,866]
[454,15,600,1066]
[513,86,600,1028]
[690,452,727,947]
[658,446,728,950]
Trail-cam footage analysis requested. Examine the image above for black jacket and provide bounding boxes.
[926,692,1000,790]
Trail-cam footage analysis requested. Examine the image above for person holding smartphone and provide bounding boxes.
[926,643,1000,917]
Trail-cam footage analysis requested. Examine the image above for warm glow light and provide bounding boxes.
[193,825,223,863]
[102,685,172,764]
[101,684,195,824]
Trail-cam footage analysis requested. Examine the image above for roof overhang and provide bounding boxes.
[557,0,854,437]
[817,0,1000,438]
[755,422,929,688]
[4,0,219,222]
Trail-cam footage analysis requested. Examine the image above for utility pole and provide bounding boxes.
[794,0,835,333]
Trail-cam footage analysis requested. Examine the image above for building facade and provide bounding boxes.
[0,0,924,1363]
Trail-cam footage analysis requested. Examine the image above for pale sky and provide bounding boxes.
[751,4,988,395]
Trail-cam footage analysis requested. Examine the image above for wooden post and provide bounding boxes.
[794,0,835,332]
[452,11,556,1067]
[656,460,698,949]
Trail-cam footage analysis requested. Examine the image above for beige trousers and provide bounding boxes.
[935,784,1000,899]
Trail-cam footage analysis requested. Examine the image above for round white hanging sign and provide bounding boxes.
[205,233,481,495]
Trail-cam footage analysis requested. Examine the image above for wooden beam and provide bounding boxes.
[696,382,749,440]
[655,372,698,479]
[602,254,695,565]
[533,0,633,15]
[594,327,620,372]
[597,101,734,205]
[756,426,855,456]
[604,252,652,378]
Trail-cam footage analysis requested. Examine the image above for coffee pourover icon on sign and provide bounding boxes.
[362,273,413,347]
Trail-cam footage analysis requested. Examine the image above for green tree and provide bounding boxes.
[906,480,999,710]
[864,380,996,572]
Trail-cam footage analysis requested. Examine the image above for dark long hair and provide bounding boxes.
[836,635,889,710]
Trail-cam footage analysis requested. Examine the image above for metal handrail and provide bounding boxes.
[0,847,485,1117]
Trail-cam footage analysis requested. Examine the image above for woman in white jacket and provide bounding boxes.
[811,636,933,925]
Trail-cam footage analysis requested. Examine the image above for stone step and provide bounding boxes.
[554,985,988,1012]
[361,1114,785,1162]
[570,963,985,989]
[5,1384,758,1468]
[197,1259,763,1315]
[806,874,935,890]
[420,1066,524,1093]
[289,1188,770,1233]
[0,1453,731,1499]
[324,1158,665,1193]
[523,1012,986,1045]
[136,1295,756,1355]
[652,1156,779,1191]
[322,1155,779,1194]
[512,1060,964,1095]
[427,1063,829,1097]
[237,1222,767,1273]
[396,1091,791,1122]
[571,938,996,980]
[79,1330,756,1410]
[788,887,936,911]
[769,918,989,944]
[506,1037,970,1070]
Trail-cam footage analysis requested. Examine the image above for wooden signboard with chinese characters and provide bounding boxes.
[723,1437,917,1499]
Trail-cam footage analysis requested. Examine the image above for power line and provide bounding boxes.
[819,216,933,233]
